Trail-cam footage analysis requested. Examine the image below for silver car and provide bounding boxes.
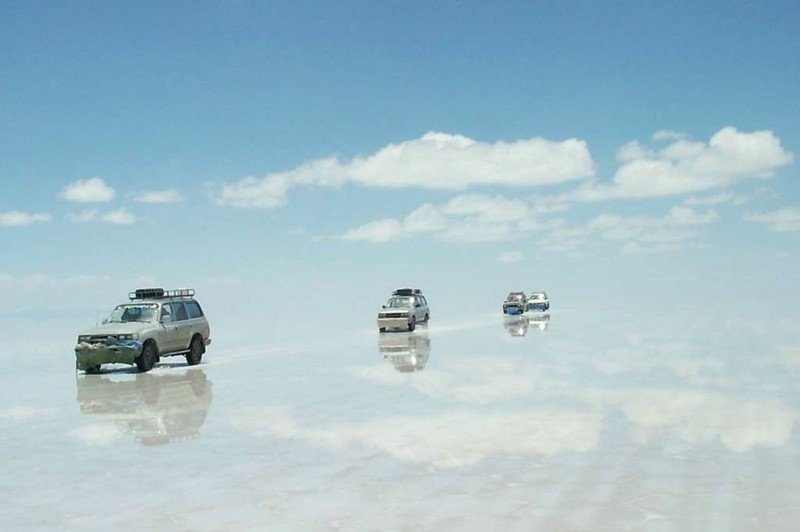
[75,288,211,373]
[377,288,430,332]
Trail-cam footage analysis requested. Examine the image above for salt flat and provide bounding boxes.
[1,307,799,531]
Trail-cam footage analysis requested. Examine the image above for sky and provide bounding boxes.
[1,1,799,346]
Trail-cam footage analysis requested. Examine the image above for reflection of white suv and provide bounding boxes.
[377,288,430,332]
[379,332,431,372]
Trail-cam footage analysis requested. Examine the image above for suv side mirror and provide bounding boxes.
[382,305,386,309]
[415,302,421,308]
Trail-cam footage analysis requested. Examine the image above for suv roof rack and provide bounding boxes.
[129,288,195,301]
[393,288,422,296]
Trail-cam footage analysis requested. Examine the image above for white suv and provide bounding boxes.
[377,288,430,332]
[75,288,211,373]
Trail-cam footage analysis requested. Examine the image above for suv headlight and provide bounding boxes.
[78,335,91,343]
[116,334,139,341]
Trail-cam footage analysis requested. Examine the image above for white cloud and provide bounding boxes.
[231,405,602,468]
[341,204,446,243]
[0,211,51,226]
[744,207,800,232]
[0,406,57,420]
[101,207,135,225]
[341,195,543,244]
[577,127,793,200]
[497,251,523,263]
[219,132,595,208]
[67,208,135,225]
[652,129,687,142]
[684,191,748,206]
[538,206,717,254]
[577,388,795,452]
[135,189,184,204]
[59,177,116,203]
[70,424,122,446]
[66,210,98,223]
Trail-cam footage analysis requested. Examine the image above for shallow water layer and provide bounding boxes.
[1,307,799,530]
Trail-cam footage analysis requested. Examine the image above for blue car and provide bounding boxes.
[502,292,527,315]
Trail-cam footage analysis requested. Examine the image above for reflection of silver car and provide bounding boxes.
[503,313,550,337]
[75,288,211,373]
[379,332,431,372]
[377,289,430,332]
[76,368,213,445]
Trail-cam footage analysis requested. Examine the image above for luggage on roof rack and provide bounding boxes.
[393,288,421,296]
[129,288,195,300]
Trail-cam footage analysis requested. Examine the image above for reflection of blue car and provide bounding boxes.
[526,292,550,311]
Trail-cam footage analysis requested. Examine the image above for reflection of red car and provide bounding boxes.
[502,292,527,314]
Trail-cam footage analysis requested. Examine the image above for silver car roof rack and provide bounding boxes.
[129,288,195,301]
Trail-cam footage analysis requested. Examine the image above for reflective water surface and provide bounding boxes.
[1,307,799,530]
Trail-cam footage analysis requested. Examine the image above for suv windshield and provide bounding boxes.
[106,304,158,323]
[507,294,524,301]
[386,297,412,308]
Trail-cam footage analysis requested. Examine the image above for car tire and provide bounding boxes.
[379,327,386,333]
[136,341,157,373]
[186,335,204,366]
[424,313,429,322]
[408,319,416,332]
[85,365,101,374]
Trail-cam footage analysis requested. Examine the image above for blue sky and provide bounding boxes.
[1,1,798,340]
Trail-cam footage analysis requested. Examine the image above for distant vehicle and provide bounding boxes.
[378,289,430,332]
[502,292,527,315]
[379,332,430,372]
[527,291,550,311]
[74,288,211,373]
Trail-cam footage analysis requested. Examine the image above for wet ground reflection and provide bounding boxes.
[75,367,213,445]
[503,312,550,336]
[378,330,430,372]
[2,308,799,529]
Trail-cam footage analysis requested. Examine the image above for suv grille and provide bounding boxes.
[384,313,406,318]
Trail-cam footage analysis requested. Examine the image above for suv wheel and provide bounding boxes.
[136,341,157,373]
[408,318,416,332]
[186,336,204,366]
[424,313,429,322]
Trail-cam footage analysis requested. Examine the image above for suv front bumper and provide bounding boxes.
[75,341,142,370]
[378,317,411,330]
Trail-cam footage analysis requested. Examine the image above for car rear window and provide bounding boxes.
[186,301,204,319]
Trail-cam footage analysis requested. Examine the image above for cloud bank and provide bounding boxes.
[218,132,595,208]
[577,127,793,200]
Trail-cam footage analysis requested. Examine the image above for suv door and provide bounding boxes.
[159,304,180,353]
[169,302,193,352]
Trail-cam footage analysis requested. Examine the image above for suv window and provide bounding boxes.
[419,296,427,306]
[170,302,189,321]
[160,305,172,323]
[185,301,203,319]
